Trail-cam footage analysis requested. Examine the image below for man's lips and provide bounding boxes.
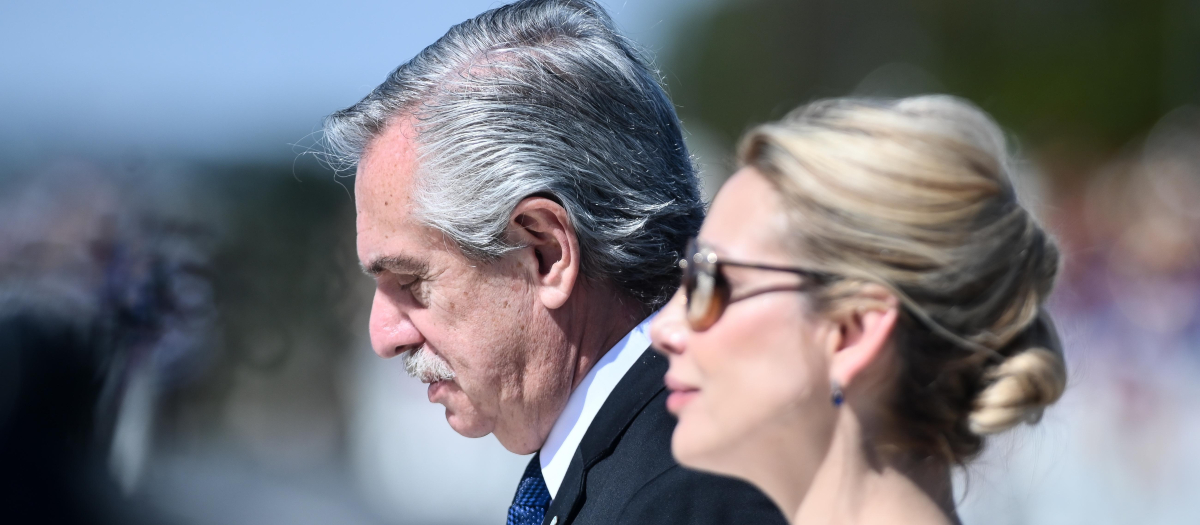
[665,375,699,415]
[427,379,452,402]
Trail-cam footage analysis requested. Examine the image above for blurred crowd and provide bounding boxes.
[955,107,1200,524]
[0,162,217,523]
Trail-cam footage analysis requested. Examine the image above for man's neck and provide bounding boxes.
[511,284,644,456]
[561,284,645,392]
[533,291,654,496]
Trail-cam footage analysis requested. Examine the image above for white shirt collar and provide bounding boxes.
[538,312,657,498]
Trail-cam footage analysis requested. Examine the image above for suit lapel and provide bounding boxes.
[542,448,584,525]
[578,349,668,464]
[541,348,669,525]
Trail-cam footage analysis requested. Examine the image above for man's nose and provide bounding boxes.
[368,287,425,358]
[650,289,689,356]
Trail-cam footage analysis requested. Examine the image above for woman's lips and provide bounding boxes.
[666,389,699,414]
[665,375,699,415]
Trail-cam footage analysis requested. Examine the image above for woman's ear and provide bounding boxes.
[828,284,900,391]
[507,196,580,309]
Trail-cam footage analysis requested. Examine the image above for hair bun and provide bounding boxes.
[968,347,1066,435]
[742,95,1069,462]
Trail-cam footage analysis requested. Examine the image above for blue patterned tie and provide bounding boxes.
[507,456,551,525]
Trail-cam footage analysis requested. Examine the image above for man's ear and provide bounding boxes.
[507,196,580,310]
[827,284,900,392]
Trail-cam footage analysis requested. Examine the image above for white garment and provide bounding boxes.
[538,313,657,498]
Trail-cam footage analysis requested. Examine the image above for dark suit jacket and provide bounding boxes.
[539,348,788,525]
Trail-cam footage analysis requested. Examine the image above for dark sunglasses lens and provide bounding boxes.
[683,252,727,331]
[686,271,719,330]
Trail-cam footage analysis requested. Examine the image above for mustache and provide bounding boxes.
[403,347,456,383]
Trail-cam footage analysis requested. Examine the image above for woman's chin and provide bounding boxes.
[670,424,730,476]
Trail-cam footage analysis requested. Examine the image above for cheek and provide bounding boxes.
[424,271,534,385]
[674,295,827,463]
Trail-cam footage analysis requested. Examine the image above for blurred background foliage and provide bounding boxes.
[667,0,1200,184]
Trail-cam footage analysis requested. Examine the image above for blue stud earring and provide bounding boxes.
[831,381,844,407]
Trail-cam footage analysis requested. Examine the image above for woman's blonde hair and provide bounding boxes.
[739,95,1066,463]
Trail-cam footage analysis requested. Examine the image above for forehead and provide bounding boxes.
[355,118,445,265]
[356,118,420,209]
[701,167,790,261]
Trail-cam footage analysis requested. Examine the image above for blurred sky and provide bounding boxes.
[0,0,714,166]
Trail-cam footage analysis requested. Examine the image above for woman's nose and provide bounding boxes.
[650,289,689,356]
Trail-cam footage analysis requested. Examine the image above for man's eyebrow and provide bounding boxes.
[361,255,429,277]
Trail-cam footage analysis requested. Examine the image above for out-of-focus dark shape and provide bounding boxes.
[133,162,389,525]
[0,161,216,524]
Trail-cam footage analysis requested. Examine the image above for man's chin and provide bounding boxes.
[428,380,493,438]
[446,411,493,438]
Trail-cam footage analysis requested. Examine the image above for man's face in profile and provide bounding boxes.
[354,120,574,453]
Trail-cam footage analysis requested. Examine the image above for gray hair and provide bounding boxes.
[322,0,704,309]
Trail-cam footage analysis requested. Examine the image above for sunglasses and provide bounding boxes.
[679,238,836,331]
